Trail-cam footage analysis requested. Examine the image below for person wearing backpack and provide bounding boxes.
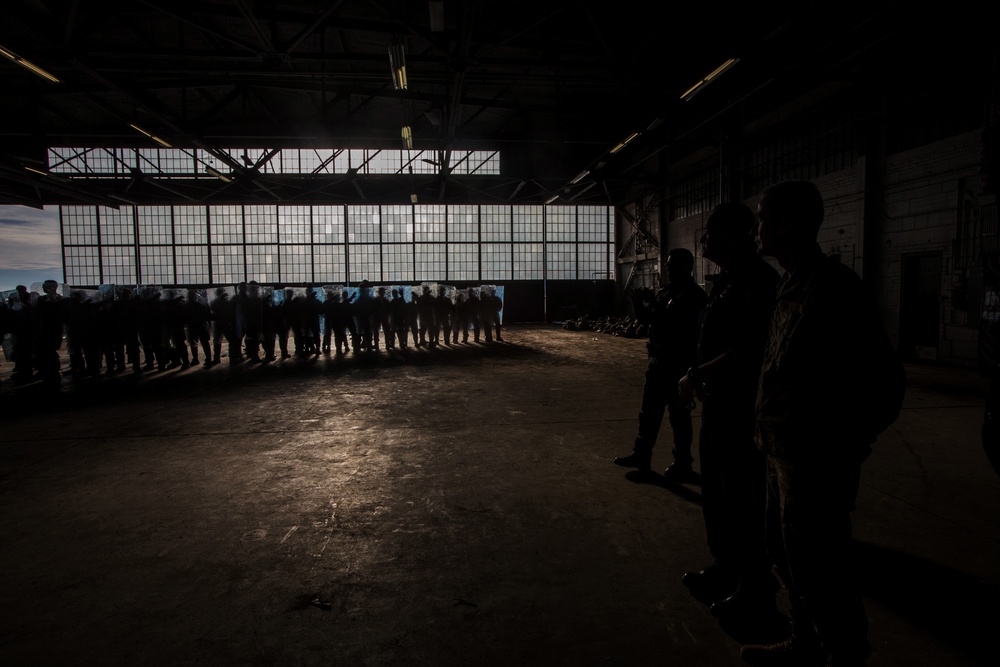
[740,181,906,667]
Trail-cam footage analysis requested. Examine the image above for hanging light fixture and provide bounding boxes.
[680,58,740,101]
[388,41,407,91]
[129,123,172,148]
[401,125,413,150]
[0,44,60,83]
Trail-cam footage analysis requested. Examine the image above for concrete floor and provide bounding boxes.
[1,325,998,667]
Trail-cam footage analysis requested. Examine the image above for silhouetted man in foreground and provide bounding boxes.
[740,180,905,667]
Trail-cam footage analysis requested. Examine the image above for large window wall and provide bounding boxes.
[60,203,614,287]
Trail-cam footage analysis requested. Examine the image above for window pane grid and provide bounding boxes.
[62,206,99,244]
[415,244,446,281]
[138,206,173,244]
[448,243,479,280]
[313,245,345,283]
[383,243,414,282]
[348,244,381,283]
[245,205,278,243]
[513,243,543,279]
[140,245,175,284]
[347,205,380,243]
[175,245,209,283]
[175,207,208,244]
[481,205,511,242]
[280,245,313,284]
[546,208,575,242]
[414,205,446,242]
[246,245,279,283]
[513,205,543,242]
[382,204,414,243]
[212,245,245,284]
[313,206,344,243]
[545,242,576,279]
[99,206,135,245]
[102,246,137,284]
[210,206,244,244]
[279,206,311,243]
[481,243,512,281]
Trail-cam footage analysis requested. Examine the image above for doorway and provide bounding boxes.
[900,252,942,361]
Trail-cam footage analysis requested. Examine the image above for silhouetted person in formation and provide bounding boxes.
[405,291,420,348]
[434,287,454,346]
[334,289,357,355]
[138,288,166,372]
[113,287,142,374]
[465,287,481,343]
[676,203,781,635]
[9,286,34,383]
[260,288,278,362]
[614,248,707,477]
[739,180,905,667]
[353,281,375,352]
[242,281,264,362]
[34,280,65,383]
[186,289,213,367]
[162,292,190,370]
[373,286,393,351]
[417,285,436,347]
[488,286,504,342]
[275,288,295,359]
[453,290,469,343]
[390,289,408,349]
[477,287,495,343]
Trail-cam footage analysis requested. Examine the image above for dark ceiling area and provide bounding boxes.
[0,1,985,209]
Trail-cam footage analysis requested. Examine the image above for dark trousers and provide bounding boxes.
[699,398,775,595]
[765,453,870,663]
[633,356,692,465]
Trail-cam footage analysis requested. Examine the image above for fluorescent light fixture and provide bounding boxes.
[680,57,740,102]
[544,195,559,205]
[609,132,640,155]
[129,123,172,148]
[401,125,413,150]
[0,45,60,83]
[205,166,232,183]
[24,166,69,182]
[569,170,590,185]
[388,42,407,90]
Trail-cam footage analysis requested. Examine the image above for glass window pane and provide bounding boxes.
[347,205,380,243]
[100,206,135,245]
[62,206,99,245]
[313,245,346,284]
[481,205,511,242]
[138,206,173,244]
[546,242,576,279]
[247,245,279,283]
[382,204,413,243]
[513,243,543,279]
[414,243,446,281]
[481,242,511,281]
[448,243,479,281]
[513,205,543,242]
[64,246,100,285]
[314,205,344,243]
[279,206,311,244]
[414,205,445,242]
[546,207,575,242]
[102,246,137,284]
[245,205,278,243]
[140,245,175,284]
[383,243,413,282]
[174,207,208,244]
[176,245,209,284]
[281,245,313,284]
[212,245,245,285]
[449,205,478,242]
[348,244,381,283]
[210,206,243,244]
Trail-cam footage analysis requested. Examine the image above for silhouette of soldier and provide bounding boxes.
[614,248,707,477]
[676,203,781,633]
[434,286,454,346]
[739,180,905,667]
[186,288,213,367]
[34,280,66,383]
[465,287,481,343]
[417,284,436,347]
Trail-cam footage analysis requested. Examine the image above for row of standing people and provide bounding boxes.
[0,281,504,383]
[613,182,906,667]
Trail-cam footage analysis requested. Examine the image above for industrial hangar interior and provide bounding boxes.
[1,2,998,667]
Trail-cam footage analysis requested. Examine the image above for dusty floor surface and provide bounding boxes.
[1,325,998,666]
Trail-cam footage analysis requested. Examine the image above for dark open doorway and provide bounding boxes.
[900,252,942,361]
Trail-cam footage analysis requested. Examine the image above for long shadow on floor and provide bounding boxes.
[854,540,997,667]
[623,468,703,504]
